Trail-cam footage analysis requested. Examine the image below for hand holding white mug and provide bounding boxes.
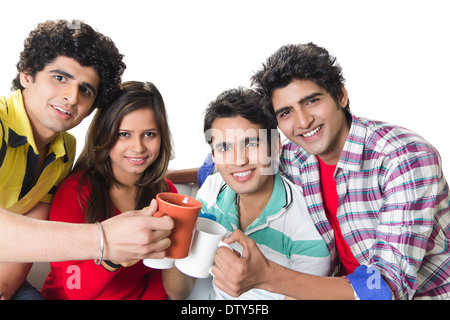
[210,229,269,298]
[175,218,234,278]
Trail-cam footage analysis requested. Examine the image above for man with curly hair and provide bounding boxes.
[210,43,450,300]
[0,20,173,300]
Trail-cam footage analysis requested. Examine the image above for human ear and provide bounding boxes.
[339,85,349,110]
[19,71,34,89]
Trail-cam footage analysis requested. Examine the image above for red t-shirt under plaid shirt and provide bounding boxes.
[318,156,359,276]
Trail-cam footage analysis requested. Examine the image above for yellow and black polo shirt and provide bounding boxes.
[0,90,75,215]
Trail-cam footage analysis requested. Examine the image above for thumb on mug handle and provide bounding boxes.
[218,240,232,251]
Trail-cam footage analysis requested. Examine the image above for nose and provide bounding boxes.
[233,145,248,166]
[131,136,146,153]
[63,84,78,105]
[293,107,313,129]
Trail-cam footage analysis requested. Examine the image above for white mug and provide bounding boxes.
[143,257,175,269]
[175,217,232,278]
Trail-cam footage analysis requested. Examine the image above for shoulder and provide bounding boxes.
[165,178,178,193]
[360,117,437,155]
[56,170,87,193]
[49,171,90,222]
[280,140,303,174]
[357,118,442,175]
[61,131,77,154]
[280,139,302,159]
[0,93,17,140]
[196,173,225,202]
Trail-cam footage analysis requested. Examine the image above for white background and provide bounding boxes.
[1,0,449,176]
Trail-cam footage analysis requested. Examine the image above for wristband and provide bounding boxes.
[344,265,392,300]
[103,260,122,269]
[94,222,104,265]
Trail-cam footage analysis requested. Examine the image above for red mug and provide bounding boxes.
[154,193,201,259]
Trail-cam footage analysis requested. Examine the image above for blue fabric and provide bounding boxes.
[345,265,392,300]
[197,153,215,187]
[199,211,216,221]
[10,280,44,300]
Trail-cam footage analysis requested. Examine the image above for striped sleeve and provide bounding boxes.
[372,142,445,299]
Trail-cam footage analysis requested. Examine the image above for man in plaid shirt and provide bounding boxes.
[212,43,449,300]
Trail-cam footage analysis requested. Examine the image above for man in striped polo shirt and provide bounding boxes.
[224,42,448,300]
[163,87,331,300]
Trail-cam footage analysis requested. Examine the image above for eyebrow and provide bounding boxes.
[299,92,324,104]
[275,106,291,117]
[244,136,259,144]
[213,141,229,150]
[212,136,259,149]
[50,69,98,96]
[274,92,324,116]
[118,128,160,132]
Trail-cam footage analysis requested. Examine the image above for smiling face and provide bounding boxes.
[109,107,161,184]
[210,116,275,197]
[271,79,350,165]
[20,56,99,144]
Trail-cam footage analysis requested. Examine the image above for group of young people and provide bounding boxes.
[0,19,448,300]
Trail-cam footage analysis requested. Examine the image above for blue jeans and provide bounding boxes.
[10,280,44,300]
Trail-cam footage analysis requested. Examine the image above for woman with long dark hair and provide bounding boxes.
[41,81,176,300]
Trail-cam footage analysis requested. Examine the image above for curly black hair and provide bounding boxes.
[251,43,349,120]
[12,19,126,110]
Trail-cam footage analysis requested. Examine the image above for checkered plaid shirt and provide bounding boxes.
[279,112,450,300]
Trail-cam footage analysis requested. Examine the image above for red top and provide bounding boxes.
[41,172,177,300]
[317,157,359,275]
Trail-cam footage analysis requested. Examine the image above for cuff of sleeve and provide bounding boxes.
[344,265,392,300]
[197,154,215,187]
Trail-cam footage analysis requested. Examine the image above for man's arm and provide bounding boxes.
[0,202,50,299]
[211,230,355,300]
[0,200,174,263]
[162,267,197,300]
[165,168,200,184]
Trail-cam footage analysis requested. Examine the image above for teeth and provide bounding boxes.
[233,170,252,177]
[53,106,72,115]
[302,125,322,137]
[129,158,145,161]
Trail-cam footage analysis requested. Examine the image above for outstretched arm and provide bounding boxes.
[0,199,174,263]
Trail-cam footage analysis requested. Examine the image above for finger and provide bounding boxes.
[213,246,241,278]
[216,245,241,261]
[223,230,251,259]
[149,229,171,242]
[223,229,250,245]
[140,236,172,259]
[210,264,220,278]
[211,265,241,298]
[210,264,232,292]
[141,199,158,216]
[150,215,174,231]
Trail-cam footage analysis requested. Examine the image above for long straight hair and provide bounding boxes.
[73,81,173,223]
